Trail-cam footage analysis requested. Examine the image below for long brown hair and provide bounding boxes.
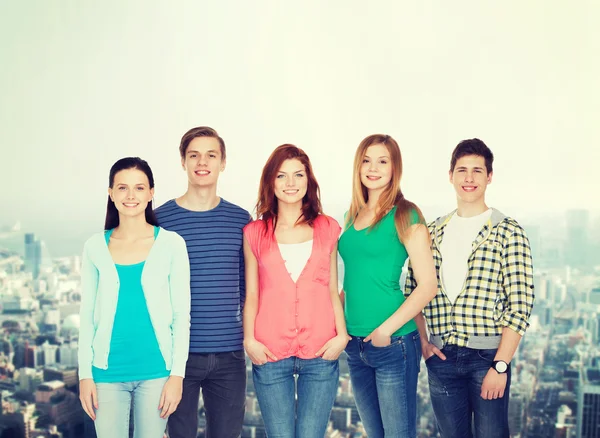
[345,134,424,242]
[256,144,322,233]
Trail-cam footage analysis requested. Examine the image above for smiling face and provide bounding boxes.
[360,143,393,193]
[274,158,308,206]
[181,136,225,188]
[108,168,154,219]
[450,154,492,207]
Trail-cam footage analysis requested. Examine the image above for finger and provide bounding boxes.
[91,388,99,410]
[363,335,371,343]
[83,398,95,420]
[499,389,505,398]
[315,345,327,357]
[264,348,278,361]
[166,402,179,417]
[433,348,447,360]
[160,401,170,418]
[158,391,165,409]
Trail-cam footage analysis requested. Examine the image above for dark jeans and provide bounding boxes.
[167,351,246,438]
[426,345,511,438]
[252,356,339,438]
[345,331,422,438]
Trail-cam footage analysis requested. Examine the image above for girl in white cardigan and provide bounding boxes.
[78,157,190,438]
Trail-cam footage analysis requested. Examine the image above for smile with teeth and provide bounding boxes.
[195,170,210,175]
[283,189,299,194]
[462,186,478,192]
[366,175,381,180]
[123,203,139,208]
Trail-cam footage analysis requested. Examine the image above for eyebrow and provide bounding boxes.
[278,169,305,174]
[187,149,219,154]
[364,155,390,159]
[115,182,147,186]
[456,166,485,170]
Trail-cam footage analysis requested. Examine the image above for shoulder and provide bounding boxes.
[495,216,528,241]
[83,232,107,253]
[154,199,176,215]
[218,199,252,222]
[157,227,186,245]
[243,219,266,236]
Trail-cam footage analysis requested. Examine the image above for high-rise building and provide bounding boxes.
[565,209,590,269]
[577,367,600,437]
[24,233,42,279]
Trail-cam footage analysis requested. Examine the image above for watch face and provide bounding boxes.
[495,361,508,373]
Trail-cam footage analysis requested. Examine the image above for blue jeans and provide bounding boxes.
[252,356,339,438]
[426,345,511,438]
[94,377,168,438]
[345,331,421,438]
[168,351,246,438]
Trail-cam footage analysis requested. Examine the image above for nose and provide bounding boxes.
[285,177,294,187]
[465,171,474,182]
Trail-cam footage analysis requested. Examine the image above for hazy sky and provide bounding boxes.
[1,1,598,236]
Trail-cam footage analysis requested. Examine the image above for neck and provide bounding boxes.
[276,201,304,227]
[456,199,489,218]
[179,184,220,211]
[365,187,384,211]
[114,214,153,238]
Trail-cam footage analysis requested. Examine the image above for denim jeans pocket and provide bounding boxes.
[231,350,246,361]
[476,348,498,362]
[412,333,422,372]
[372,336,403,349]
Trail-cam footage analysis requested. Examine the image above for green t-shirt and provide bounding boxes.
[338,207,419,337]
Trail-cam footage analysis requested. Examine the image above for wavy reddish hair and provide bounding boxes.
[255,144,322,233]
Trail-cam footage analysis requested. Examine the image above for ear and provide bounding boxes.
[107,187,114,202]
[220,158,226,172]
[448,170,453,183]
[487,171,493,184]
[181,157,186,171]
[149,187,155,198]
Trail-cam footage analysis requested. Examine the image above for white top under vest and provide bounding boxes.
[278,240,313,282]
[440,209,492,303]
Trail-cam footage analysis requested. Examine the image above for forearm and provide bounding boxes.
[378,282,436,336]
[242,296,259,342]
[413,312,429,345]
[330,287,348,337]
[494,327,522,363]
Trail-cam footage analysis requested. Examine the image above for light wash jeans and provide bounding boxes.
[252,356,339,438]
[345,331,422,438]
[94,376,169,438]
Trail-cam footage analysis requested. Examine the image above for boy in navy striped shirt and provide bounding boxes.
[155,126,251,438]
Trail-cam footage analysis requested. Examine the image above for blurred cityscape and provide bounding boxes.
[0,209,599,437]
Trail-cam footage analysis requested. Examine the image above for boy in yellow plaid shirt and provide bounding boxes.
[405,138,534,438]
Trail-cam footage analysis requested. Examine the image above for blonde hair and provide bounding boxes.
[345,134,424,242]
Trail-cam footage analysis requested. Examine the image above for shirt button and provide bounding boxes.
[295,313,298,316]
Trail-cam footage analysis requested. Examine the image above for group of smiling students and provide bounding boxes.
[78,127,534,438]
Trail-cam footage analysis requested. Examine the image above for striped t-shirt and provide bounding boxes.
[155,198,251,353]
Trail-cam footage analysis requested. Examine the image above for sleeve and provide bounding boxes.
[243,220,260,259]
[239,213,253,310]
[329,217,342,253]
[78,241,98,380]
[404,220,433,298]
[168,234,191,377]
[500,225,535,336]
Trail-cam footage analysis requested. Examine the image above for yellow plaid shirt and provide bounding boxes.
[405,209,535,347]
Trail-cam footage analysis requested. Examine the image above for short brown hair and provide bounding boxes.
[450,138,493,173]
[179,126,226,161]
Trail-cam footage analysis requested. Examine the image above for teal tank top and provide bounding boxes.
[92,226,169,383]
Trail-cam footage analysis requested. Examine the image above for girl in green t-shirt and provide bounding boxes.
[338,134,437,438]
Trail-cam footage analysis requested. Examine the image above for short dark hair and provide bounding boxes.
[105,157,158,230]
[179,126,226,161]
[450,138,494,173]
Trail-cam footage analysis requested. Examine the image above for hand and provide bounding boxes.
[315,334,351,360]
[364,327,391,347]
[158,376,183,418]
[480,368,508,400]
[243,338,277,365]
[79,379,98,420]
[422,342,446,361]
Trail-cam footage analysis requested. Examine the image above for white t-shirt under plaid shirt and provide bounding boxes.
[440,209,492,303]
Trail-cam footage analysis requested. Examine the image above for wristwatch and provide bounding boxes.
[491,360,509,374]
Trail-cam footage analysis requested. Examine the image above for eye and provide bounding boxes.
[295,173,305,178]
[362,159,370,163]
[189,154,197,158]
[118,186,127,191]
[136,186,145,191]
[209,154,216,158]
[276,174,285,179]
[379,160,388,165]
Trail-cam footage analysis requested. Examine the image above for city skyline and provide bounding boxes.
[0,1,598,231]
